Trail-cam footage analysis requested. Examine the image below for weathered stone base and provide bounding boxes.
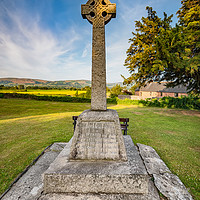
[43,136,149,194]
[39,180,160,200]
[2,141,193,200]
[69,109,127,161]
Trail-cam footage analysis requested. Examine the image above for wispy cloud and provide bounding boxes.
[81,43,91,58]
[0,1,82,80]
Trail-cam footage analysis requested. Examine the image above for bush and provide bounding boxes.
[117,98,140,105]
[107,98,117,104]
[0,93,4,98]
[117,96,200,110]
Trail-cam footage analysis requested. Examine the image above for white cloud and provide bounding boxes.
[0,3,82,80]
[81,43,91,58]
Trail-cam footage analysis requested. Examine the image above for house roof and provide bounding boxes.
[138,82,188,93]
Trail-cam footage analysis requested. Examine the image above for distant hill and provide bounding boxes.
[0,78,123,88]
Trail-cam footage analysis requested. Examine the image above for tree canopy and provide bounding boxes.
[124,1,200,93]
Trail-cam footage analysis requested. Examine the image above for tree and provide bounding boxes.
[130,85,137,95]
[74,90,79,97]
[81,86,91,91]
[177,0,199,26]
[124,7,173,88]
[85,87,91,98]
[157,1,200,93]
[178,1,200,66]
[124,4,200,93]
[110,84,123,98]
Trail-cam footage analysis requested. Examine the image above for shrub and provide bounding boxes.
[0,93,4,98]
[107,98,117,104]
[117,98,140,105]
[117,96,200,110]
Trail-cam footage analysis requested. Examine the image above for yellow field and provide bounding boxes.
[0,89,86,97]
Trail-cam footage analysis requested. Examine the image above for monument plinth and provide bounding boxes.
[44,136,149,195]
[69,109,127,161]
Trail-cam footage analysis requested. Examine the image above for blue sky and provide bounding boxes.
[0,0,181,83]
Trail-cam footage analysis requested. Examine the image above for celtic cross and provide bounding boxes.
[82,0,116,111]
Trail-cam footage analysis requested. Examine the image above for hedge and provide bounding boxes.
[2,93,198,109]
[0,93,117,104]
[117,96,200,110]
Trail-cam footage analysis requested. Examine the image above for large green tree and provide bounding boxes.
[124,2,200,93]
[124,7,173,88]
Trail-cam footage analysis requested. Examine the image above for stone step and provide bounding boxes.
[43,136,149,194]
[40,180,160,200]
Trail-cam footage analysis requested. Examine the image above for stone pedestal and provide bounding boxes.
[43,111,150,195]
[69,109,127,161]
[43,136,149,195]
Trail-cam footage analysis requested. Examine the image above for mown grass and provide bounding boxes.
[114,105,200,199]
[0,99,199,199]
[0,99,91,195]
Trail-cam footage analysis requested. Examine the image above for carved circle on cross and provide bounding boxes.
[82,0,116,27]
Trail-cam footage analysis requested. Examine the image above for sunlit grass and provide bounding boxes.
[0,99,199,199]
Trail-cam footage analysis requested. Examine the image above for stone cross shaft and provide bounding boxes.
[82,0,116,111]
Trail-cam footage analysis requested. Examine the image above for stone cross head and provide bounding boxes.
[81,0,116,28]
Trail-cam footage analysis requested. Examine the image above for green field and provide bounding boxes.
[0,89,86,96]
[0,99,200,199]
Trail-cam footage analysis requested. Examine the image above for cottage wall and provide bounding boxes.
[139,91,159,98]
[157,92,188,98]
[135,91,139,96]
[178,93,188,97]
[157,92,174,98]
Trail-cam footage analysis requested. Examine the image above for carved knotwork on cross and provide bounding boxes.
[81,0,116,28]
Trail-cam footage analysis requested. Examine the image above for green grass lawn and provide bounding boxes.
[0,99,199,199]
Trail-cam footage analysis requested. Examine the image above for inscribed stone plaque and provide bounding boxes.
[69,110,127,161]
[75,122,119,160]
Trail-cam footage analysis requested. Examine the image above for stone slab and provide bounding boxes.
[137,143,171,174]
[137,143,193,200]
[154,173,193,200]
[43,136,149,194]
[1,143,66,200]
[39,180,160,200]
[70,109,127,161]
